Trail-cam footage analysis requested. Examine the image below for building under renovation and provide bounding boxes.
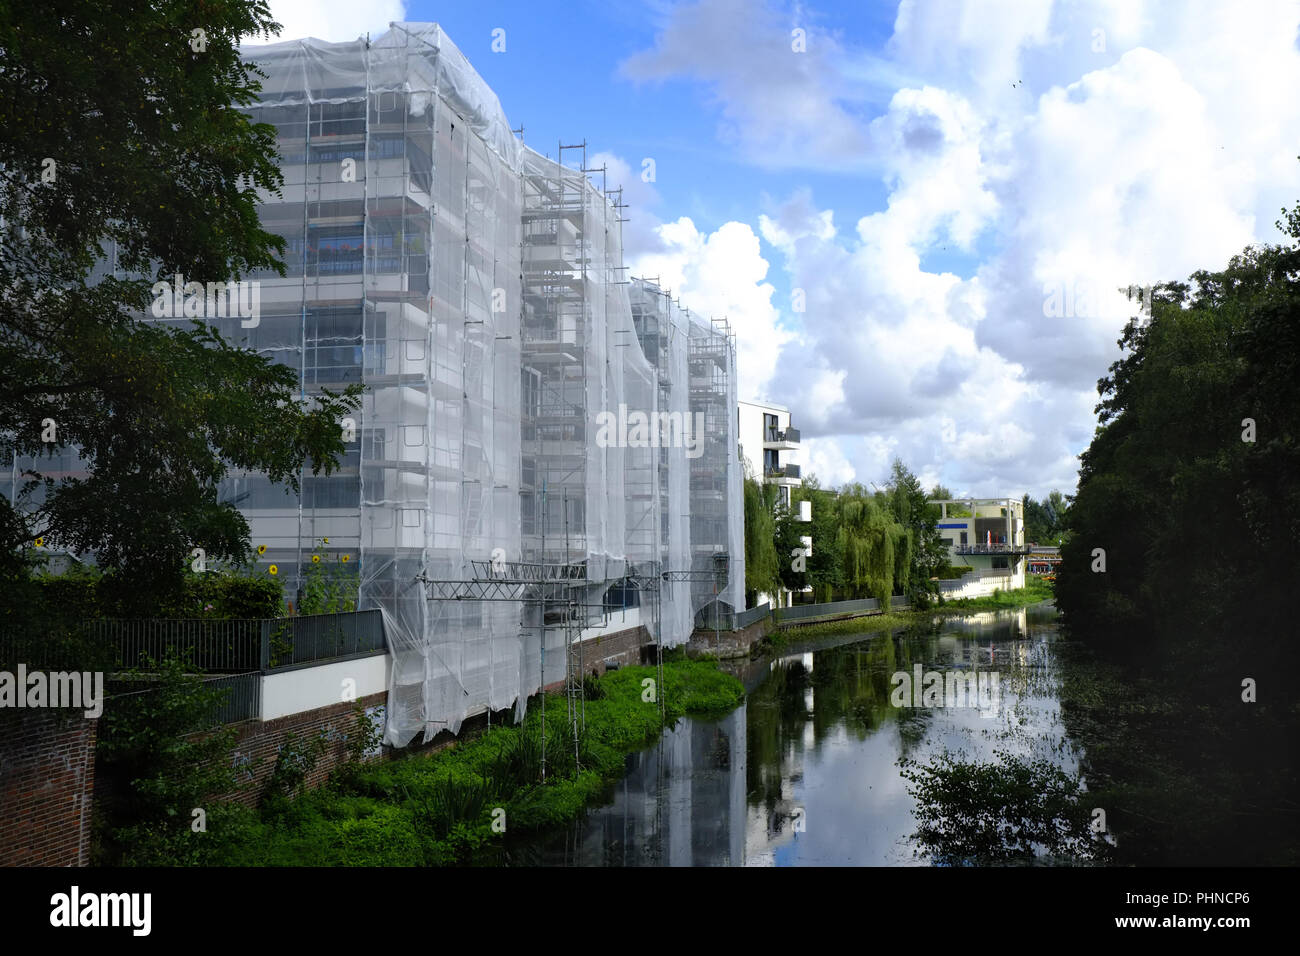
[205,23,747,746]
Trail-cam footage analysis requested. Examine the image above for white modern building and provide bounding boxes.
[929,497,1029,597]
[738,400,810,608]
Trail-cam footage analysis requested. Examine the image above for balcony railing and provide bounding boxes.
[953,543,1031,555]
[764,426,800,444]
[765,463,801,480]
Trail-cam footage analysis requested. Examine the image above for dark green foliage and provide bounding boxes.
[94,652,240,865]
[0,566,283,657]
[886,458,947,607]
[1022,490,1069,546]
[0,1,361,609]
[900,750,1111,865]
[1054,193,1300,864]
[744,473,780,601]
[261,731,327,807]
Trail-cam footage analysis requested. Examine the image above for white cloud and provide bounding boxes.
[622,0,1300,497]
[629,217,795,401]
[246,0,406,44]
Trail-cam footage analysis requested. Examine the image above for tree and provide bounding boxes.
[886,459,947,606]
[831,483,900,606]
[743,473,780,606]
[793,481,843,603]
[0,2,361,610]
[1056,195,1300,662]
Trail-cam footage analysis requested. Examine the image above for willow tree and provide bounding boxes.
[832,484,900,606]
[743,474,780,604]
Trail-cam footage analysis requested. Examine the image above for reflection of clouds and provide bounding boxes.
[522,608,1081,866]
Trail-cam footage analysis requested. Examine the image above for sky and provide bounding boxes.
[246,0,1300,499]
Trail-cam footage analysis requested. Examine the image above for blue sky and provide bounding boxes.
[250,0,1300,499]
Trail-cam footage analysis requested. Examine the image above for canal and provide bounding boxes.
[511,602,1078,865]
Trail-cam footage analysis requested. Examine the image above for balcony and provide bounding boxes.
[953,542,1032,556]
[763,425,800,450]
[765,463,801,482]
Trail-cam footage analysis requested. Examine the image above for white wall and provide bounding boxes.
[738,401,799,478]
[261,653,390,721]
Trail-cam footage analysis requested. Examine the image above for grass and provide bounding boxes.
[175,654,744,866]
[932,575,1054,612]
[761,577,1054,643]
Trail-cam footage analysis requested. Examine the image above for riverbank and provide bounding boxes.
[759,579,1055,644]
[151,654,744,866]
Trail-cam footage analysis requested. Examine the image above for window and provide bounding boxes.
[992,556,1009,570]
[960,531,968,545]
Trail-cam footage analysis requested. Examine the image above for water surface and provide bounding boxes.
[515,604,1074,865]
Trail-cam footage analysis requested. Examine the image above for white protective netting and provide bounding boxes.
[234,23,744,746]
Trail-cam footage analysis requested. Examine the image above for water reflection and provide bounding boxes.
[516,603,1075,866]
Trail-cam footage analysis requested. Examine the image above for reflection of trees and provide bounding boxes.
[747,627,936,816]
[900,749,1110,865]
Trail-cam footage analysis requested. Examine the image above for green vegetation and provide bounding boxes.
[934,575,1054,612]
[125,656,744,866]
[758,576,1053,645]
[0,1,360,615]
[297,539,359,615]
[900,750,1110,865]
[743,470,781,602]
[93,653,241,866]
[1054,191,1300,864]
[760,610,918,646]
[1022,490,1070,547]
[745,459,946,609]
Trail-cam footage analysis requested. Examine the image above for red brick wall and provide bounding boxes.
[541,625,654,692]
[0,710,97,867]
[215,692,388,808]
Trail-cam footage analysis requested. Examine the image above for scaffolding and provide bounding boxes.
[0,23,748,750]
[214,23,746,746]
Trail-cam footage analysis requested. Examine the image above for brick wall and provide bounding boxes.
[688,615,775,659]
[0,709,97,866]
[541,625,653,692]
[212,692,387,809]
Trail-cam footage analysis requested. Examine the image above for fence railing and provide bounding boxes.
[264,609,386,670]
[89,618,264,672]
[2,610,387,677]
[107,670,262,725]
[777,597,880,622]
[733,603,771,629]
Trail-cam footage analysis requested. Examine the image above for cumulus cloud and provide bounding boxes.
[628,217,795,401]
[246,0,406,44]
[622,0,1300,497]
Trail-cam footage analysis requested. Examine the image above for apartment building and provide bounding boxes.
[929,497,1029,591]
[2,23,746,748]
[738,400,810,607]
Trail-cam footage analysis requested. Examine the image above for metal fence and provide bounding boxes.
[777,597,880,622]
[264,609,386,670]
[77,610,386,674]
[89,618,263,672]
[733,603,771,629]
[107,670,262,725]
